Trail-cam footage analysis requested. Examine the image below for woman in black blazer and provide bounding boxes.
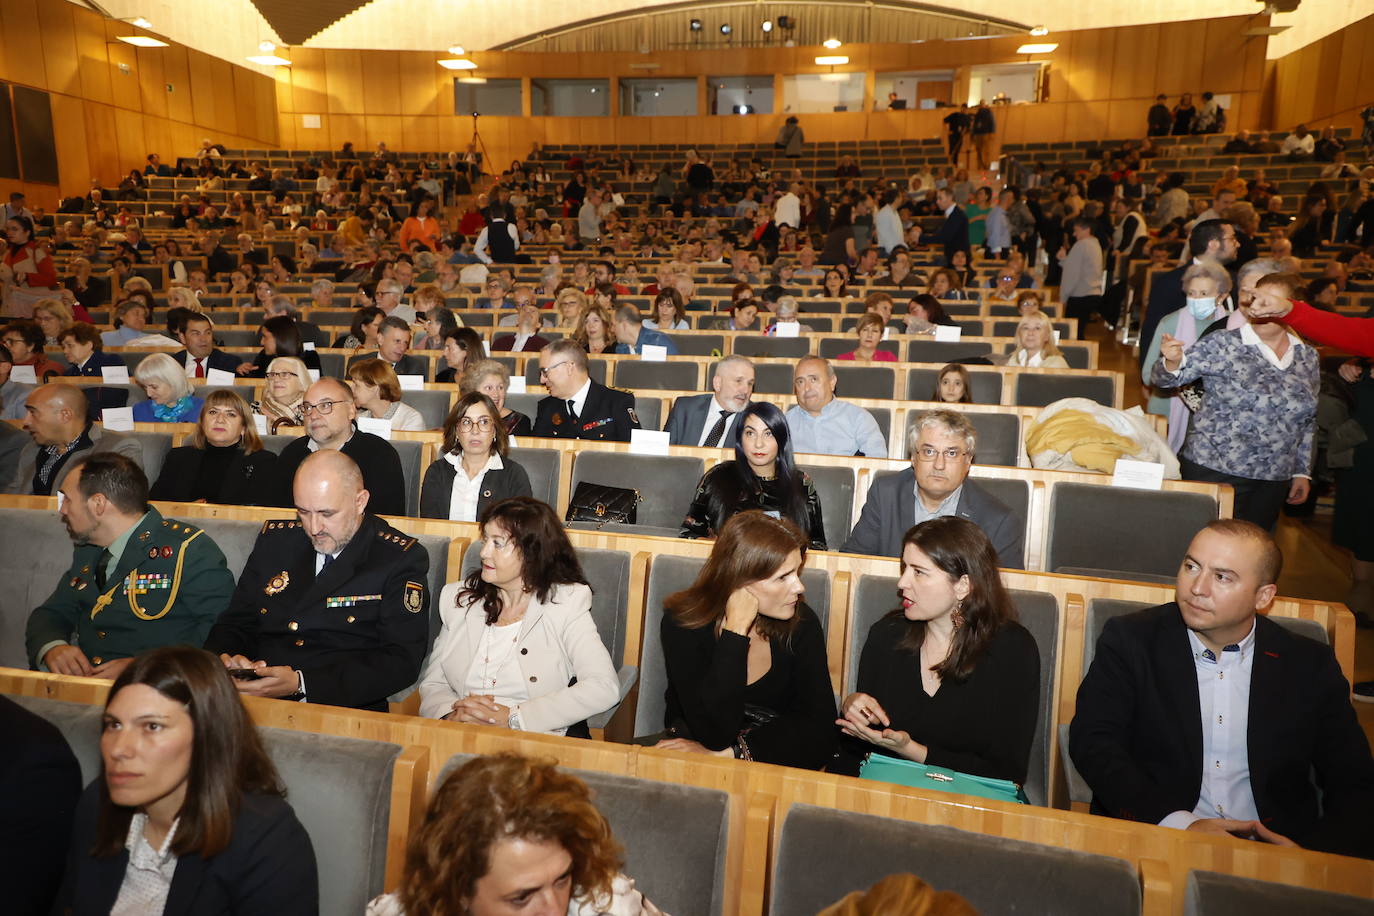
[150,390,277,505]
[53,646,317,915]
[419,391,532,521]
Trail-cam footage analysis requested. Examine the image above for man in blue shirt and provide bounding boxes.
[611,305,678,356]
[784,356,886,458]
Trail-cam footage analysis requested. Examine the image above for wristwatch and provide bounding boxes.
[507,707,525,731]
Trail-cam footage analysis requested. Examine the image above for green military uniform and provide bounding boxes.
[25,507,236,669]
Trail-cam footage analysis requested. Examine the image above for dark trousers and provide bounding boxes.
[1064,294,1104,337]
[948,133,963,164]
[1180,457,1291,532]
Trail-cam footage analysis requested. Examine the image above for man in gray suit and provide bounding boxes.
[664,355,756,447]
[843,408,1024,568]
[5,384,144,496]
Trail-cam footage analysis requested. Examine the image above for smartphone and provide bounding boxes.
[228,667,264,681]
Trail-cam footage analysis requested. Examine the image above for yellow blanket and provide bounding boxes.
[1024,408,1143,474]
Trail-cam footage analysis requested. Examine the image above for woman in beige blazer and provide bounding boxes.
[417,497,619,735]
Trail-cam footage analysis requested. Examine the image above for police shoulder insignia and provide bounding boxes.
[403,581,425,613]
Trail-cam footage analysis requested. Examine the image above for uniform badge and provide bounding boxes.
[628,407,640,425]
[403,581,425,614]
[138,531,150,542]
[161,546,173,559]
[148,548,159,559]
[69,576,83,589]
[265,571,290,596]
[552,413,563,426]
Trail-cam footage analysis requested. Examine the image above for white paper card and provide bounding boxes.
[630,429,670,456]
[881,326,891,341]
[303,341,316,351]
[1052,330,1062,344]
[101,365,130,383]
[307,369,321,382]
[483,340,491,356]
[253,414,268,435]
[774,322,800,338]
[398,374,425,390]
[10,365,37,384]
[641,345,668,362]
[357,417,392,439]
[934,325,963,342]
[1112,459,1165,491]
[205,368,236,386]
[102,407,134,431]
[57,490,65,511]
[507,376,527,394]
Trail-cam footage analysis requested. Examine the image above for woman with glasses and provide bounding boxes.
[254,356,310,433]
[1,320,63,380]
[417,496,618,735]
[348,358,425,431]
[151,389,278,504]
[420,392,532,521]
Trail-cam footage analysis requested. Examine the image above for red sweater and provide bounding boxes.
[1284,299,1374,358]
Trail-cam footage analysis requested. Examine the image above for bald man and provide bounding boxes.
[205,450,431,711]
[268,377,406,515]
[5,383,143,495]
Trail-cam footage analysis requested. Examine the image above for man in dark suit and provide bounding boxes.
[665,355,755,447]
[1139,219,1238,367]
[533,339,639,441]
[5,384,144,495]
[491,298,552,353]
[201,232,236,279]
[206,449,430,712]
[0,417,25,491]
[928,187,970,267]
[269,378,407,516]
[170,311,240,378]
[843,409,1024,568]
[1070,520,1374,860]
[346,316,428,380]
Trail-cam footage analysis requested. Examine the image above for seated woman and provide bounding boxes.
[932,363,973,404]
[53,646,317,912]
[132,352,203,423]
[554,286,589,327]
[417,497,619,734]
[680,402,827,549]
[658,511,837,770]
[414,297,460,351]
[837,312,898,363]
[348,358,425,431]
[435,326,483,384]
[572,301,616,355]
[928,268,972,301]
[333,305,384,350]
[151,389,277,504]
[254,356,309,433]
[366,753,660,916]
[821,269,847,300]
[461,358,533,437]
[101,299,153,348]
[420,392,533,521]
[1007,310,1069,368]
[834,517,1040,784]
[712,298,760,332]
[237,316,322,377]
[1014,290,1044,316]
[904,294,959,335]
[34,297,75,346]
[643,288,689,330]
[60,322,124,377]
[1,319,63,380]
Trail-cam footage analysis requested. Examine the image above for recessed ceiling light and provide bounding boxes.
[118,35,169,47]
[132,17,153,29]
[822,38,842,49]
[1016,43,1058,54]
[815,55,849,66]
[437,58,478,70]
[247,53,293,65]
[1029,26,1049,36]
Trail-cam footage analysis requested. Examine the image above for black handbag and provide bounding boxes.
[565,482,640,528]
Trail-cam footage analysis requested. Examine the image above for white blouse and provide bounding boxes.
[111,813,180,916]
[443,451,503,522]
[463,619,530,709]
[359,401,425,431]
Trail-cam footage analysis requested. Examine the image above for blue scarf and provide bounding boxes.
[151,395,193,422]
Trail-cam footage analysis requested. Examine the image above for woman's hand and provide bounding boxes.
[654,737,734,757]
[235,362,256,376]
[448,695,512,726]
[722,586,759,636]
[1159,333,1185,371]
[1287,477,1311,505]
[838,692,890,731]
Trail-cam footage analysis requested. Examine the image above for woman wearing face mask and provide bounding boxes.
[1141,261,1234,451]
[656,511,837,770]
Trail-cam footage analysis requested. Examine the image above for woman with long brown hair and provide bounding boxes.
[834,517,1040,783]
[54,646,317,913]
[656,511,836,769]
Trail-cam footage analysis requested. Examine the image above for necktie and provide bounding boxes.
[95,548,113,592]
[194,359,205,379]
[703,410,733,448]
[321,553,334,571]
[566,399,579,422]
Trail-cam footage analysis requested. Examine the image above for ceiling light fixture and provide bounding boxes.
[437,57,478,69]
[815,55,849,66]
[1016,42,1058,54]
[448,45,466,56]
[117,35,169,47]
[458,76,487,84]
[1029,25,1049,36]
[689,19,702,31]
[247,39,291,65]
[132,17,152,29]
[822,38,842,49]
[720,23,732,35]
[761,20,774,33]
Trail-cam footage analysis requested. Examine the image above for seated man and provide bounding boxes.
[532,339,639,441]
[346,316,428,380]
[843,409,1024,568]
[6,384,143,495]
[785,355,886,458]
[170,310,240,377]
[665,355,754,447]
[205,450,430,711]
[491,297,551,353]
[1070,520,1374,860]
[270,377,406,516]
[26,453,234,679]
[611,305,679,356]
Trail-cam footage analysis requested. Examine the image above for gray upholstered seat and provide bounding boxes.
[833,365,895,400]
[259,433,296,454]
[768,803,1140,916]
[316,352,345,378]
[731,336,812,359]
[663,332,725,356]
[796,463,854,552]
[1045,483,1219,579]
[390,438,424,517]
[748,362,795,395]
[461,543,637,727]
[259,727,401,916]
[633,395,662,431]
[1184,870,1374,916]
[861,406,892,452]
[904,409,1020,467]
[199,384,258,407]
[569,452,704,530]
[1013,372,1115,407]
[1057,344,1092,370]
[8,695,104,785]
[398,389,452,429]
[613,360,699,392]
[508,446,561,507]
[216,329,260,346]
[122,430,174,483]
[0,507,93,669]
[907,368,1002,404]
[906,339,994,364]
[504,391,542,422]
[634,554,832,738]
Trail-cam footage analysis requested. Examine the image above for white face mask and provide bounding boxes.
[1186,296,1217,320]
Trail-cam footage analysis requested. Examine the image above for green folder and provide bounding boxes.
[858,754,1029,805]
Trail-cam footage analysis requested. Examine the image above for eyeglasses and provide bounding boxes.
[915,445,969,462]
[538,361,571,378]
[265,371,297,381]
[458,416,494,431]
[301,399,345,416]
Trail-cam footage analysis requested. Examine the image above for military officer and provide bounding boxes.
[26,453,234,680]
[532,338,640,441]
[205,449,430,711]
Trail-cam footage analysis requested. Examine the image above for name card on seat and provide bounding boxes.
[9,365,36,384]
[641,344,668,362]
[101,365,130,383]
[303,342,316,350]
[206,368,236,386]
[1111,458,1164,490]
[774,322,800,338]
[308,369,321,382]
[253,414,268,435]
[630,429,670,456]
[934,325,962,342]
[398,374,425,390]
[102,407,134,431]
[507,376,527,393]
[357,417,392,439]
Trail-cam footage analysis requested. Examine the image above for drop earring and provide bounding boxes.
[951,598,965,630]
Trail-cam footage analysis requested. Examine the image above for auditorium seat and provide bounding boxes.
[663,332,724,356]
[504,391,542,421]
[907,367,1003,404]
[121,430,173,489]
[1184,870,1374,916]
[732,336,812,359]
[833,365,895,400]
[569,452,704,534]
[258,727,402,915]
[635,554,834,738]
[614,360,699,392]
[633,395,663,431]
[861,405,892,450]
[9,694,103,784]
[508,446,561,507]
[750,362,796,395]
[1013,372,1115,408]
[796,463,854,552]
[903,408,1020,467]
[907,340,994,364]
[317,352,345,378]
[398,389,452,429]
[390,439,424,517]
[217,329,260,347]
[767,803,1141,915]
[1044,483,1218,580]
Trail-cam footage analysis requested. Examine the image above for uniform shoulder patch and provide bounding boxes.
[379,528,417,551]
[403,580,425,613]
[169,519,200,537]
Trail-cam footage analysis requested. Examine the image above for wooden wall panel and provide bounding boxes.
[1269,13,1373,131]
[233,67,259,147]
[50,94,90,192]
[1153,22,1207,98]
[0,0,46,90]
[1107,24,1158,101]
[325,49,365,115]
[209,58,239,137]
[73,8,113,106]
[287,48,328,114]
[186,50,218,134]
[162,48,194,124]
[105,35,142,113]
[81,102,118,187]
[359,51,401,116]
[36,0,79,97]
[112,107,147,177]
[136,46,169,120]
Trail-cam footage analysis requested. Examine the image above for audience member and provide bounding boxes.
[254,355,310,433]
[1140,219,1238,366]
[171,311,240,377]
[786,356,887,457]
[151,388,278,504]
[491,298,552,353]
[1007,310,1069,368]
[611,304,678,355]
[461,358,533,437]
[1,320,62,380]
[664,355,755,446]
[347,315,428,380]
[533,340,639,441]
[1058,218,1105,334]
[420,392,533,521]
[929,188,970,265]
[7,383,143,495]
[837,312,897,363]
[933,363,973,404]
[132,352,204,423]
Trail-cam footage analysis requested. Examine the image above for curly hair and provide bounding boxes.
[399,754,622,916]
[460,497,590,625]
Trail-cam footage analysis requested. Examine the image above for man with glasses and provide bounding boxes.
[375,278,416,324]
[532,339,638,441]
[842,409,1024,567]
[268,378,406,515]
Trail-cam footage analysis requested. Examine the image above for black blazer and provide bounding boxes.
[270,429,406,516]
[930,206,971,264]
[346,351,428,381]
[418,454,533,520]
[53,785,318,915]
[246,348,322,378]
[532,380,639,441]
[149,445,278,505]
[1069,604,1374,859]
[170,348,242,375]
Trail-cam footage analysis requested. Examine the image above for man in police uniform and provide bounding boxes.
[532,338,640,441]
[205,449,430,712]
[26,453,234,680]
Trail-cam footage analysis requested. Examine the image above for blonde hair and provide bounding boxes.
[134,352,193,400]
[34,298,73,328]
[1014,310,1062,359]
[166,287,199,310]
[192,389,263,453]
